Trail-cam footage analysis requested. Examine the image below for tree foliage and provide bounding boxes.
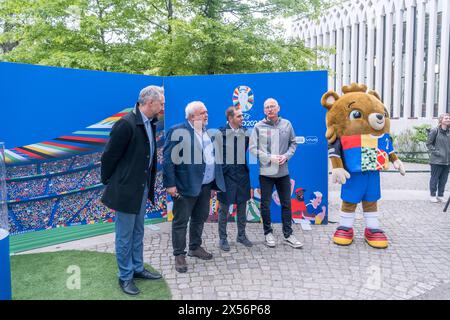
[0,0,329,75]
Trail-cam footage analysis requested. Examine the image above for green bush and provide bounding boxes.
[392,125,431,163]
[412,124,432,143]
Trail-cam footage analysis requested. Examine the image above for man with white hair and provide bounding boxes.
[249,97,303,249]
[163,101,225,273]
[101,85,164,295]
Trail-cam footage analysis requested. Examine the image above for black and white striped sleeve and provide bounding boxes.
[328,138,342,158]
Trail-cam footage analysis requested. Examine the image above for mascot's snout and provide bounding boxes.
[368,113,385,131]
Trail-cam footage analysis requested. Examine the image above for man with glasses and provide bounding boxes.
[163,101,225,273]
[249,98,303,249]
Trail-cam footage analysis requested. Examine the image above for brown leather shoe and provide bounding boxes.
[175,255,188,273]
[187,246,213,260]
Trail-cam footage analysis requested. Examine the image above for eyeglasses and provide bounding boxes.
[264,105,277,110]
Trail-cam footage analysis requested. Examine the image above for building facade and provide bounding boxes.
[292,0,450,132]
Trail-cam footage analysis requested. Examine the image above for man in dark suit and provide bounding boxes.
[163,101,225,273]
[216,107,252,251]
[101,85,164,295]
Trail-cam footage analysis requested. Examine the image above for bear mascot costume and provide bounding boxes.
[321,83,406,249]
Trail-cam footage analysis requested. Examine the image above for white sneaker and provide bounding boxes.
[430,196,439,203]
[437,197,445,202]
[284,235,303,249]
[265,233,276,247]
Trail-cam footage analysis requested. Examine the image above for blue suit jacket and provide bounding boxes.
[163,121,226,197]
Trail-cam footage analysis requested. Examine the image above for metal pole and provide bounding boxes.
[444,196,450,212]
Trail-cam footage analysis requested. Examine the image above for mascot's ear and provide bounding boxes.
[321,91,340,110]
[368,90,381,101]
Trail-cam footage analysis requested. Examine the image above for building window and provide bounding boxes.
[423,13,430,117]
[391,23,396,117]
[448,19,450,114]
[334,30,337,91]
[381,14,386,100]
[356,23,360,80]
[349,27,353,84]
[447,48,450,113]
[364,23,368,84]
[434,11,442,117]
[411,6,417,118]
[373,28,377,87]
[447,52,450,113]
[341,28,345,87]
[401,19,407,118]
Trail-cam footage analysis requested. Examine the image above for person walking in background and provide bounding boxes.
[163,101,225,273]
[216,106,253,251]
[101,86,164,295]
[249,98,303,249]
[426,113,450,203]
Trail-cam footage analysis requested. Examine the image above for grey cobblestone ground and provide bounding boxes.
[85,201,450,300]
[26,162,450,300]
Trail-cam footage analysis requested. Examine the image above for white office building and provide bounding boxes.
[291,0,450,132]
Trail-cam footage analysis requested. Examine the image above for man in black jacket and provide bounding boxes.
[163,101,226,273]
[216,107,252,251]
[101,85,164,295]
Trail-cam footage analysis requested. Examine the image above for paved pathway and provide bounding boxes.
[22,163,450,300]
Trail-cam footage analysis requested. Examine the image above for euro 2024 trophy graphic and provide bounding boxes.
[0,142,12,300]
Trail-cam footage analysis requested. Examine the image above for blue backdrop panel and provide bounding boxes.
[0,62,161,148]
[2,62,165,236]
[0,234,11,300]
[2,64,328,237]
[164,71,328,224]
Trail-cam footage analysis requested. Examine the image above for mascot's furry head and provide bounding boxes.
[321,83,391,144]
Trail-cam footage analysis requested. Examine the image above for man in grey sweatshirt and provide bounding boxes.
[249,98,303,249]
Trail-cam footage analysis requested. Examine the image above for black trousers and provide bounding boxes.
[172,183,212,256]
[218,201,247,240]
[430,164,450,197]
[259,174,293,238]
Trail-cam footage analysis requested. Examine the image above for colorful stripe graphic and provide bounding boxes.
[13,147,48,160]
[39,141,88,152]
[5,108,133,165]
[4,150,27,164]
[73,131,110,136]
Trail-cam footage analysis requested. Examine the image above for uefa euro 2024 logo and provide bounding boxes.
[232,86,254,112]
[232,86,257,127]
